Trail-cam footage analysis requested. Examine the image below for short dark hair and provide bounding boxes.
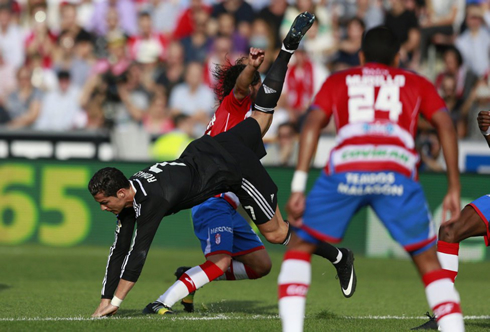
[361,26,400,65]
[443,46,463,67]
[88,167,129,197]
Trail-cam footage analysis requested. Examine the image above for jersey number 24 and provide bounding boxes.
[348,85,402,122]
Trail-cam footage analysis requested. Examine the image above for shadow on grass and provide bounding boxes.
[465,321,490,330]
[314,310,340,320]
[196,300,276,315]
[116,309,147,317]
[0,284,11,292]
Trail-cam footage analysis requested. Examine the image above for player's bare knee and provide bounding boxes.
[438,222,457,243]
[207,254,232,272]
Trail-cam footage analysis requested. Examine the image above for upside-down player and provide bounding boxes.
[142,12,356,315]
[278,26,465,332]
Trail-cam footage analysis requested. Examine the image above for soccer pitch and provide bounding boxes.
[1,245,489,331]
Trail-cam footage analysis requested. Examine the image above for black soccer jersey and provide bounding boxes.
[100,119,277,298]
[100,136,242,298]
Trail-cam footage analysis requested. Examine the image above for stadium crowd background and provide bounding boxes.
[0,0,488,169]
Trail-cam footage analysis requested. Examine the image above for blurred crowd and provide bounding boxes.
[0,0,488,167]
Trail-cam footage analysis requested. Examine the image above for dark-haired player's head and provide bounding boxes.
[360,26,400,67]
[88,167,131,214]
[213,57,262,103]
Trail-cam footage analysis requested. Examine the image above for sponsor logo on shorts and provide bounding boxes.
[210,226,233,234]
[338,172,404,196]
[215,233,221,245]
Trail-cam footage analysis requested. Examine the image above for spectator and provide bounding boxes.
[280,0,337,63]
[150,113,194,161]
[92,7,125,58]
[249,18,276,71]
[262,122,299,166]
[34,70,84,131]
[356,0,384,30]
[148,0,182,37]
[418,0,463,64]
[334,17,365,68]
[283,43,328,125]
[77,0,95,30]
[439,74,465,137]
[25,4,57,69]
[215,12,248,54]
[181,8,213,64]
[417,129,444,172]
[211,0,255,39]
[455,4,490,78]
[203,35,237,87]
[434,46,477,102]
[87,0,137,37]
[385,0,420,68]
[173,0,211,40]
[257,0,288,49]
[5,66,43,129]
[143,92,175,136]
[155,40,186,97]
[169,61,215,136]
[128,11,168,64]
[0,49,16,124]
[0,4,24,69]
[28,53,57,91]
[68,30,95,88]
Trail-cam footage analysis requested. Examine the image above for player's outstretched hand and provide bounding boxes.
[286,192,305,227]
[92,304,119,318]
[477,110,490,133]
[248,47,265,69]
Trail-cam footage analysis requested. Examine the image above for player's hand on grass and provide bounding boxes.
[477,110,490,133]
[286,192,305,227]
[92,304,119,318]
[248,47,265,69]
[92,298,111,317]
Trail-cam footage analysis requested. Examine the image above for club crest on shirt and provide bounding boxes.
[215,233,221,245]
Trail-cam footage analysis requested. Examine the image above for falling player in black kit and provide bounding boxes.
[89,12,355,317]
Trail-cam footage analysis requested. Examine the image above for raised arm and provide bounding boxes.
[233,47,265,100]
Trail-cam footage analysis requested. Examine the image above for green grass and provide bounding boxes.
[0,245,489,331]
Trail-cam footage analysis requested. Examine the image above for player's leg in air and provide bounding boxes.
[245,11,356,298]
[142,197,271,314]
[412,197,489,330]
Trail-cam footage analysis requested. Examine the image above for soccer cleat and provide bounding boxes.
[174,266,195,313]
[142,301,174,315]
[283,11,315,51]
[411,312,439,330]
[334,248,357,298]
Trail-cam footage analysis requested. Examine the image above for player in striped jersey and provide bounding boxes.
[278,27,465,332]
[412,110,490,330]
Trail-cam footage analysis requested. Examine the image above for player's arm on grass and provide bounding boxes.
[431,110,461,223]
[94,209,166,317]
[477,110,490,147]
[234,47,265,100]
[286,107,329,226]
[92,208,135,317]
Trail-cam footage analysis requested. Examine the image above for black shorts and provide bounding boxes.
[214,118,278,225]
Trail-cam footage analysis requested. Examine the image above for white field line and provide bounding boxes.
[1,315,489,322]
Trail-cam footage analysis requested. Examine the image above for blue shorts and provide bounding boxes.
[191,197,265,257]
[469,194,490,246]
[296,171,437,255]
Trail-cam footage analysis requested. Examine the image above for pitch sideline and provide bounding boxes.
[1,315,489,322]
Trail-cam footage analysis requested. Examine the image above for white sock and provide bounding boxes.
[437,241,459,283]
[215,260,260,280]
[423,270,464,332]
[278,251,311,332]
[157,261,223,307]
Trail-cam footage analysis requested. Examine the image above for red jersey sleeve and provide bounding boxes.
[418,76,447,121]
[222,89,251,111]
[310,76,334,118]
